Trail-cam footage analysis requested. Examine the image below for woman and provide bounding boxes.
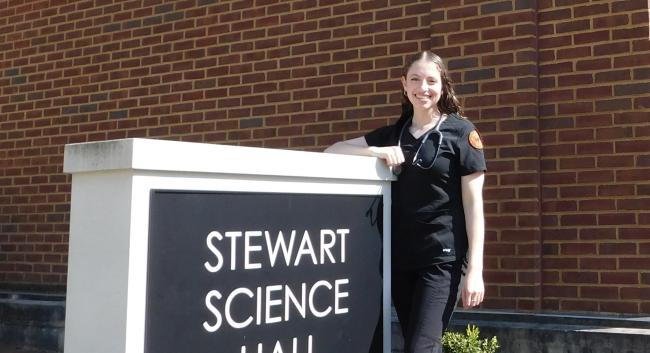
[325,51,486,353]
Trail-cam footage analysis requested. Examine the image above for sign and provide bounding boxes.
[145,191,384,353]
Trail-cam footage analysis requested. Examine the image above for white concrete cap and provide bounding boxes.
[64,138,395,181]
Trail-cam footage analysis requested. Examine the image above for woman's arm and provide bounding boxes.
[460,171,485,309]
[324,137,405,167]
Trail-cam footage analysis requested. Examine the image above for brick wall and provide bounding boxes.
[537,0,650,314]
[1,0,649,315]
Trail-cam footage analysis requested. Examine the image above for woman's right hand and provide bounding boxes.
[369,146,405,167]
[325,138,404,169]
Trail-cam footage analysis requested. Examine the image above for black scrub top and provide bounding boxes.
[365,113,487,270]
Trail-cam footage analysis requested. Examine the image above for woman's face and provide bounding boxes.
[401,58,443,112]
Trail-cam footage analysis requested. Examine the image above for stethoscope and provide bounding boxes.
[396,114,445,171]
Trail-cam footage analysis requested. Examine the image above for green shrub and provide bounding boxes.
[442,324,500,353]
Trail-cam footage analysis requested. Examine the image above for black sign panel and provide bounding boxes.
[145,191,383,353]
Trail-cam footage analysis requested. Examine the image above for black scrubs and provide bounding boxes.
[365,113,487,353]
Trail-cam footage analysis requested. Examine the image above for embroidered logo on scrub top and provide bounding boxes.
[468,130,484,150]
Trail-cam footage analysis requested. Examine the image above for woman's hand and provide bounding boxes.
[461,266,485,309]
[369,146,405,167]
[325,137,404,168]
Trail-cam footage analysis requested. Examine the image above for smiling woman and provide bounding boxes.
[325,51,487,353]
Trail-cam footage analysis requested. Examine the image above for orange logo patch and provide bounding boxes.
[468,130,484,149]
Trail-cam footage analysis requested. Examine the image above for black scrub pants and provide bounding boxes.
[392,260,463,353]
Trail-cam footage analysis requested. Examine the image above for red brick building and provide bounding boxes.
[1,0,649,321]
